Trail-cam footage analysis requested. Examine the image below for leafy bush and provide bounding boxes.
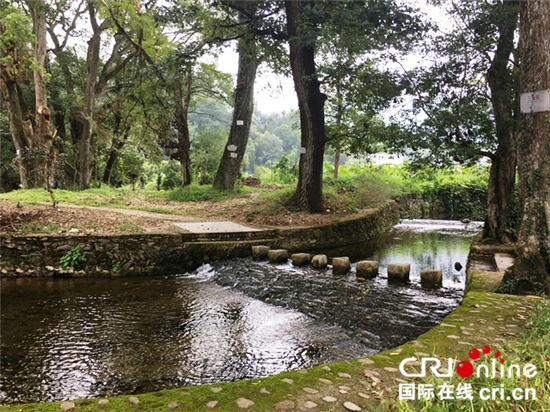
[60,247,87,269]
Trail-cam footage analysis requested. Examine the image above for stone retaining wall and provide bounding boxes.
[0,202,399,277]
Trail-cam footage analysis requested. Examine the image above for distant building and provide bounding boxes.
[369,152,406,166]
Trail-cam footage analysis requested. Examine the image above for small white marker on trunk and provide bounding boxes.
[236,120,244,126]
[227,144,238,152]
[230,152,238,158]
[300,147,306,154]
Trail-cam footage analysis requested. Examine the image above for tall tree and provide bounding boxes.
[212,36,260,190]
[212,0,288,190]
[0,1,55,189]
[502,0,550,294]
[394,0,520,243]
[483,1,520,243]
[285,0,327,213]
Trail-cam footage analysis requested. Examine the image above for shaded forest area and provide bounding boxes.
[1,0,549,292]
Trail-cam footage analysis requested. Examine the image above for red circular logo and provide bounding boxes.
[468,348,480,360]
[456,360,474,378]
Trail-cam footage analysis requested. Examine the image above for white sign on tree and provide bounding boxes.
[520,89,550,113]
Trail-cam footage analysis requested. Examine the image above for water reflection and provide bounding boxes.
[0,219,482,404]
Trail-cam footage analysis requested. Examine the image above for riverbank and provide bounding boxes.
[0,202,399,277]
[1,242,545,412]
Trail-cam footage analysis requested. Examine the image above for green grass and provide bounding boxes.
[167,185,252,202]
[0,187,157,206]
[395,300,550,412]
[19,221,59,234]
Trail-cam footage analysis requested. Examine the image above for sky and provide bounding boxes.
[213,0,449,115]
[214,48,298,114]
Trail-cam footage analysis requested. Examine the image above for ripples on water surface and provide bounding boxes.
[0,219,482,403]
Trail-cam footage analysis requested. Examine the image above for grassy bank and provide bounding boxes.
[0,165,489,220]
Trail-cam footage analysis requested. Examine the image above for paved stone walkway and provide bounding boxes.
[173,221,261,233]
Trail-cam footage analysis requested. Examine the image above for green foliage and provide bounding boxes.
[322,163,489,218]
[190,127,227,185]
[60,247,86,269]
[159,160,183,190]
[273,154,298,184]
[0,3,35,69]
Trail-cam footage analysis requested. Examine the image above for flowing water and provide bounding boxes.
[0,219,482,404]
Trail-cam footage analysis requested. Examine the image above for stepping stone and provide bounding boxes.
[60,402,75,411]
[304,401,318,409]
[303,387,319,394]
[458,341,474,346]
[410,341,427,348]
[440,323,456,328]
[447,335,461,339]
[322,366,332,372]
[359,358,375,365]
[358,393,370,399]
[318,378,332,384]
[462,331,472,335]
[210,387,222,393]
[376,355,391,360]
[98,399,109,405]
[236,398,254,409]
[291,253,312,267]
[206,401,218,408]
[394,378,408,384]
[128,397,139,404]
[252,246,270,260]
[414,352,430,357]
[168,403,182,409]
[323,396,337,402]
[180,391,190,395]
[384,367,399,373]
[297,369,308,374]
[260,388,270,394]
[340,389,349,394]
[338,372,352,378]
[363,369,380,376]
[274,400,295,410]
[339,386,352,391]
[282,378,294,384]
[344,401,362,411]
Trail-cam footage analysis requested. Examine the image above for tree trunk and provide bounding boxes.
[29,2,54,189]
[102,115,129,185]
[333,149,340,179]
[502,0,550,294]
[79,4,101,190]
[213,38,260,190]
[333,101,343,180]
[174,69,193,186]
[483,1,519,243]
[285,0,327,213]
[0,73,31,189]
